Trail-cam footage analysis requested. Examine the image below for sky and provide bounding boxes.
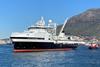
[0,0,100,38]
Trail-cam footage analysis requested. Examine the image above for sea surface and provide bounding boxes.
[0,44,100,67]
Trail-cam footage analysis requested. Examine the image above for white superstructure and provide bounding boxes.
[11,17,55,43]
[11,17,84,44]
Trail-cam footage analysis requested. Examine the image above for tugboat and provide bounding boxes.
[10,17,83,52]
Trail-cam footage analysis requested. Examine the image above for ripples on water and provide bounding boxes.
[0,44,100,67]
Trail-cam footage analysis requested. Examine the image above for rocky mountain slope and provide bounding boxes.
[57,9,100,39]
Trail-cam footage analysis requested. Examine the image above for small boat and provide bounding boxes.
[88,43,98,49]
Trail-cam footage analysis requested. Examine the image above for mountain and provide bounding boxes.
[57,8,100,40]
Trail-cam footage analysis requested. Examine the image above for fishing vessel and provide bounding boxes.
[10,17,84,52]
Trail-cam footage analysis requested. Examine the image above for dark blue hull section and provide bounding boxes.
[13,42,78,50]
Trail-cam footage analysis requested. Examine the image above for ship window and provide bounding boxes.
[48,38,50,40]
[68,37,71,40]
[28,27,47,29]
[11,37,44,40]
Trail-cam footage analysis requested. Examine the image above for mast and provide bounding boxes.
[48,19,57,35]
[36,16,45,26]
[59,18,68,35]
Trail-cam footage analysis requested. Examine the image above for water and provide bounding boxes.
[0,44,100,67]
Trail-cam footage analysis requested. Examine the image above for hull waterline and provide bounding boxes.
[14,48,72,52]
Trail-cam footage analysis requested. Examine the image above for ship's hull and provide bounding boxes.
[12,42,78,52]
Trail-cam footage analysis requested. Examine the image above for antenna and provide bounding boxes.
[40,16,45,25]
[36,16,45,26]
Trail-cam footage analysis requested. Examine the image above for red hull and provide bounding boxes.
[14,48,72,52]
